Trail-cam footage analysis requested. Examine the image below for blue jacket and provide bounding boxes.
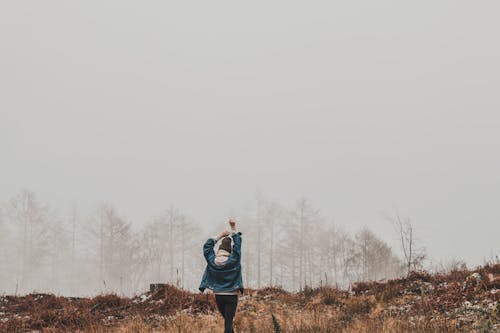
[199,232,244,293]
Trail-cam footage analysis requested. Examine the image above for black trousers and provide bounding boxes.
[215,295,238,333]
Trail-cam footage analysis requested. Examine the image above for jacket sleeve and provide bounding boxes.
[203,238,216,264]
[229,232,242,264]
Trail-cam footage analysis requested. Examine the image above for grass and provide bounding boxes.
[1,264,499,332]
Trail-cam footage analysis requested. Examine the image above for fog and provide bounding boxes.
[1,1,499,295]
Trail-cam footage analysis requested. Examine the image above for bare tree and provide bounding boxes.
[254,193,266,288]
[264,201,282,286]
[256,204,262,288]
[166,206,177,283]
[0,204,12,291]
[274,198,323,290]
[320,224,346,287]
[177,216,202,289]
[70,204,79,295]
[276,207,300,290]
[45,213,71,293]
[127,229,156,294]
[0,190,421,295]
[87,204,134,293]
[390,214,426,276]
[138,206,201,290]
[6,190,51,293]
[338,231,357,286]
[354,228,403,281]
[142,219,167,282]
[292,198,321,289]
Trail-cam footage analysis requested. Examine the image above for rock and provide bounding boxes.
[488,273,500,283]
[463,272,484,291]
[133,293,151,304]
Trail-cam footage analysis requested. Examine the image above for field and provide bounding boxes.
[1,265,499,333]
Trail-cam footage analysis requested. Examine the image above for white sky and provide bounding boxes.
[1,1,499,266]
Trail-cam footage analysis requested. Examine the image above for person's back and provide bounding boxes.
[199,218,243,333]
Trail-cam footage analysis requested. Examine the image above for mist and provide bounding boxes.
[1,1,499,296]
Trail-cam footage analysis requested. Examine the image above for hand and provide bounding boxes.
[219,230,230,238]
[229,218,236,230]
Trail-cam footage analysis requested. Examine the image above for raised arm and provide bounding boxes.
[231,232,242,263]
[203,230,230,263]
[203,238,216,263]
[227,218,242,264]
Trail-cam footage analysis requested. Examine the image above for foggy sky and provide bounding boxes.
[1,1,499,266]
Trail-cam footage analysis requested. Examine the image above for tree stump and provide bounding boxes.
[150,283,166,293]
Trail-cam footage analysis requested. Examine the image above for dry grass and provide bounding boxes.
[1,264,499,332]
[80,313,462,333]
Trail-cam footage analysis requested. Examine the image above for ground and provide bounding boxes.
[1,265,499,333]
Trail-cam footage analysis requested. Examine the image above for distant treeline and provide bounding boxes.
[0,190,406,296]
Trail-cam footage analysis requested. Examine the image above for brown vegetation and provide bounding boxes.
[1,265,499,333]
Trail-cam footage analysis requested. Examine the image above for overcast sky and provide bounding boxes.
[1,1,499,266]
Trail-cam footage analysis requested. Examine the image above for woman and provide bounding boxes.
[199,218,243,333]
